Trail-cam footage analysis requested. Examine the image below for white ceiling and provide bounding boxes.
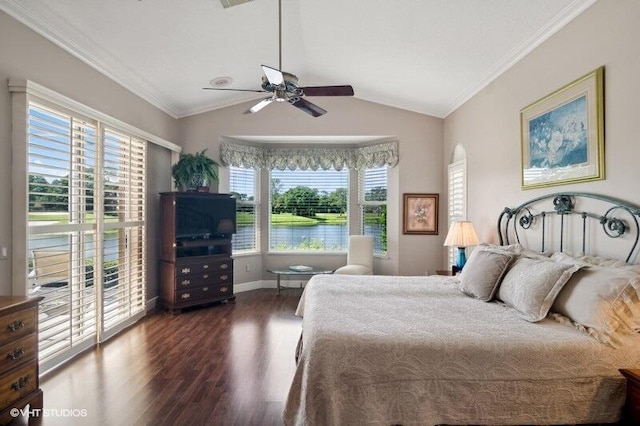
[1,0,596,119]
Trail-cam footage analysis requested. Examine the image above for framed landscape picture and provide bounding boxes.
[520,67,604,190]
[403,193,438,235]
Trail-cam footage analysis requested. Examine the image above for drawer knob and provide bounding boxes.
[220,286,229,293]
[181,279,190,286]
[181,267,191,274]
[7,348,25,361]
[203,287,209,292]
[181,293,191,300]
[11,374,31,392]
[203,274,209,279]
[220,264,229,270]
[7,320,24,333]
[221,275,228,281]
[203,264,209,269]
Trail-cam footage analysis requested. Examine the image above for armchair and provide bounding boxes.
[334,235,374,275]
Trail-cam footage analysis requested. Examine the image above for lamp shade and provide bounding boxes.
[443,221,479,247]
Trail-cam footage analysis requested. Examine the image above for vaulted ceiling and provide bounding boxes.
[1,0,596,119]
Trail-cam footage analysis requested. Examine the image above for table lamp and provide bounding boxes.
[443,221,479,271]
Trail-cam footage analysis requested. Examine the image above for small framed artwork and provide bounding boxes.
[520,66,604,190]
[403,193,438,235]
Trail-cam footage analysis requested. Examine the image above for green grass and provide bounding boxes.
[270,213,318,226]
[269,212,348,226]
[236,212,255,225]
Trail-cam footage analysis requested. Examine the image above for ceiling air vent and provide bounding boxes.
[220,0,254,8]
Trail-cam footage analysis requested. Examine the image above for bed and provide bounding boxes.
[283,193,640,425]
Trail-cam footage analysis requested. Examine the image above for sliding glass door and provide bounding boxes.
[26,102,146,371]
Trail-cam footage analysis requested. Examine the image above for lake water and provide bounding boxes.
[235,223,385,252]
[31,224,385,260]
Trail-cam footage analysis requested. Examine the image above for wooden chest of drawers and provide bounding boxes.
[160,255,235,313]
[0,296,43,424]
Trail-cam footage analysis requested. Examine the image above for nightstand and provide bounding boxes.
[620,369,640,422]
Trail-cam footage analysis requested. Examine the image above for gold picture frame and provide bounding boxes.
[520,67,604,190]
[403,193,438,235]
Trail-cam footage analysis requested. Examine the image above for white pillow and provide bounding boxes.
[552,252,640,274]
[551,265,640,335]
[497,257,581,322]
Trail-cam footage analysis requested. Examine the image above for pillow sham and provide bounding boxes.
[476,242,550,260]
[551,265,640,335]
[497,257,581,322]
[552,252,640,274]
[459,249,515,302]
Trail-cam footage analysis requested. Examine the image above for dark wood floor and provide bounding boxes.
[22,289,302,426]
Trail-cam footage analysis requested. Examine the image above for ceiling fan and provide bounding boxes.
[203,0,354,117]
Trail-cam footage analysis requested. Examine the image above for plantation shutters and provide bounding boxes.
[26,102,146,371]
[229,166,259,253]
[359,166,387,255]
[270,168,349,251]
[101,129,146,336]
[447,159,467,267]
[28,104,98,366]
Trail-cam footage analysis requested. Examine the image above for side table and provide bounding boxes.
[267,268,334,295]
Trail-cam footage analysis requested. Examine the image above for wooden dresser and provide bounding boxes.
[0,296,43,424]
[160,254,234,313]
[159,192,236,313]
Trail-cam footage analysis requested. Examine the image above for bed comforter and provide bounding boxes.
[283,274,640,425]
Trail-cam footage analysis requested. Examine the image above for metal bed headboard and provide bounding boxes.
[497,192,640,263]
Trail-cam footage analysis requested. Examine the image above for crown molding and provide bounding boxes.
[9,78,182,152]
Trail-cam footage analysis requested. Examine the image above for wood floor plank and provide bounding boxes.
[15,289,302,426]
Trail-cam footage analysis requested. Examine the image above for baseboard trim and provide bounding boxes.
[146,296,158,312]
[234,280,264,293]
[234,280,308,293]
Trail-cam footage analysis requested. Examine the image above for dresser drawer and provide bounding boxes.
[175,283,233,304]
[0,308,37,347]
[0,334,37,376]
[175,271,233,289]
[175,258,232,276]
[0,362,37,409]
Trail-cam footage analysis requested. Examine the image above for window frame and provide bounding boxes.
[268,167,350,253]
[447,159,468,268]
[359,166,388,257]
[229,166,260,254]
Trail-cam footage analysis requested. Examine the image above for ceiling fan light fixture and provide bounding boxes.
[203,0,353,117]
[209,76,234,87]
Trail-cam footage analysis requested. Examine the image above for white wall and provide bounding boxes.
[444,0,640,261]
[179,97,444,277]
[0,11,177,297]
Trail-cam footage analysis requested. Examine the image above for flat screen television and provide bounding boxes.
[175,196,236,240]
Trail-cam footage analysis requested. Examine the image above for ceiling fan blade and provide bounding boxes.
[301,85,354,97]
[244,97,274,114]
[290,97,327,117]
[203,87,267,93]
[262,65,284,86]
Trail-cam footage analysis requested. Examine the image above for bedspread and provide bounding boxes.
[283,274,640,425]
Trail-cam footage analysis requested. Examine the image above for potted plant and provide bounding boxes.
[171,149,219,192]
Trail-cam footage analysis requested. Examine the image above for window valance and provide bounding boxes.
[220,138,399,170]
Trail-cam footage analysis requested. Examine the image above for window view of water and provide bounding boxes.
[234,223,385,253]
[28,234,120,262]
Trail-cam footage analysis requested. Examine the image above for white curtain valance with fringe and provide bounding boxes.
[219,139,399,170]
